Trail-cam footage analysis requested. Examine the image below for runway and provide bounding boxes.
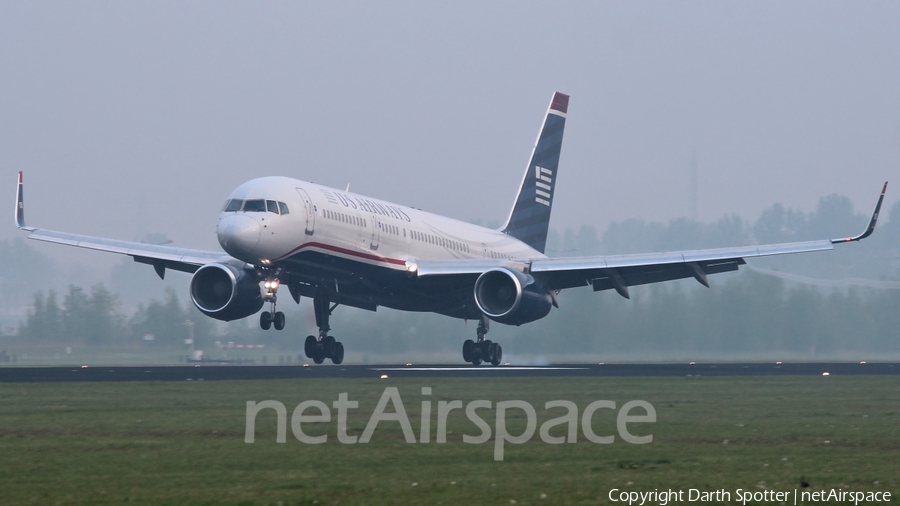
[0,361,896,382]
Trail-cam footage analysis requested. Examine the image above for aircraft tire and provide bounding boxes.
[480,340,493,362]
[331,342,344,365]
[304,335,317,358]
[322,335,336,358]
[273,311,285,330]
[462,340,475,362]
[313,343,326,364]
[490,343,502,366]
[259,311,272,330]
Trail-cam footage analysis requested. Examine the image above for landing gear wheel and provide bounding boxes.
[464,315,491,365]
[331,342,344,365]
[462,339,475,363]
[304,335,317,359]
[322,335,336,358]
[313,343,326,364]
[480,340,493,363]
[471,342,484,365]
[490,343,502,366]
[273,311,285,331]
[259,311,272,330]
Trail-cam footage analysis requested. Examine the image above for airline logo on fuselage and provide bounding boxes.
[535,166,553,206]
[321,188,412,222]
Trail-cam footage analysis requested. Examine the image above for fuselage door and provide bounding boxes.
[295,188,315,235]
[371,216,381,250]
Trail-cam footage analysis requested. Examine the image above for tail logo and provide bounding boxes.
[535,166,553,206]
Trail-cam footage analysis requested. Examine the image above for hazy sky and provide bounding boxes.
[2,2,898,269]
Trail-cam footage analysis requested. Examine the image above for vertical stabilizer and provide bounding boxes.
[500,92,568,253]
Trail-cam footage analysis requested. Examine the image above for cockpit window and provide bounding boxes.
[243,199,266,212]
[278,202,289,214]
[266,200,279,214]
[224,199,243,212]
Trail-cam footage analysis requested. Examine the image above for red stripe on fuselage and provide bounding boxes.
[275,242,407,267]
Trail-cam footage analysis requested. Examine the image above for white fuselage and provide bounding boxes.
[216,177,545,270]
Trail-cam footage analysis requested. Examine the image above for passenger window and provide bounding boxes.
[243,199,265,212]
[266,200,279,214]
[278,202,289,214]
[224,199,243,212]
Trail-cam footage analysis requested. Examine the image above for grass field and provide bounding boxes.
[1,375,898,505]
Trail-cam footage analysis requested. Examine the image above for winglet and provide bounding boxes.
[831,181,887,244]
[14,171,35,231]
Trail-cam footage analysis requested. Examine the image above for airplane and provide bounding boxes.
[14,92,887,366]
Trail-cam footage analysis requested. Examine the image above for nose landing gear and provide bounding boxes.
[259,277,285,331]
[462,315,502,366]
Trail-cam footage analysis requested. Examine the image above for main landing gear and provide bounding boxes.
[259,277,285,331]
[462,316,502,366]
[303,290,344,365]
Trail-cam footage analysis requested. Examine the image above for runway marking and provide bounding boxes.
[372,367,589,372]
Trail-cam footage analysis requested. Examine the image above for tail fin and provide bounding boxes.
[500,92,568,253]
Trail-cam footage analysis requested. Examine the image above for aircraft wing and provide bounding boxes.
[529,240,830,296]
[15,172,226,278]
[415,182,887,298]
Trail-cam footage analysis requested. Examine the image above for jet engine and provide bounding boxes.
[190,263,264,321]
[473,268,553,325]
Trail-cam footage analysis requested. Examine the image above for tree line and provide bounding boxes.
[17,286,217,349]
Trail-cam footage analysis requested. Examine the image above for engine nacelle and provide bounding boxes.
[474,268,553,325]
[190,263,264,321]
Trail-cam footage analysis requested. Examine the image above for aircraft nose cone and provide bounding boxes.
[217,214,260,258]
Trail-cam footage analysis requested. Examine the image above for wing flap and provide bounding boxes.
[591,259,743,293]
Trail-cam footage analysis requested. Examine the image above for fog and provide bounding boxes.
[1,3,899,362]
